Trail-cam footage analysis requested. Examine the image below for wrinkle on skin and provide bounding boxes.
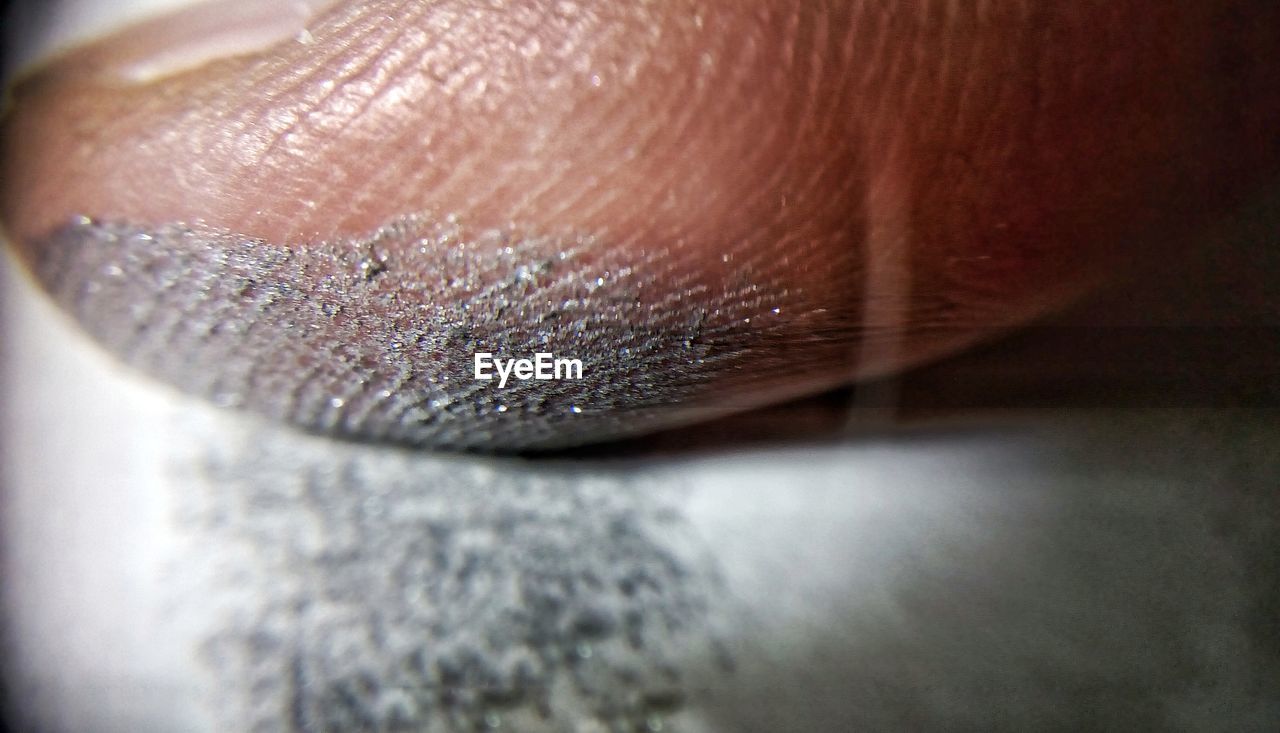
[3,0,1280,448]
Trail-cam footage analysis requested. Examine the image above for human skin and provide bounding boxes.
[3,2,1280,732]
[4,0,1278,449]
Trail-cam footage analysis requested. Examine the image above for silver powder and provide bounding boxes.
[31,213,801,450]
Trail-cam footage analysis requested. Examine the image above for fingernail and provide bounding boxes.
[9,0,340,83]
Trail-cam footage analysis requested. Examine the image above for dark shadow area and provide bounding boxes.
[551,186,1280,460]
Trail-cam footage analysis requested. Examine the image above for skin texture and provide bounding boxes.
[3,0,1279,449]
[3,4,1280,730]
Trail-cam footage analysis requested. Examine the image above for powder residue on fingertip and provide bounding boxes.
[33,212,793,450]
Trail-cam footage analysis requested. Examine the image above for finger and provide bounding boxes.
[4,0,1279,450]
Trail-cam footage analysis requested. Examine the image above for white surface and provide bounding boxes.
[1,253,210,731]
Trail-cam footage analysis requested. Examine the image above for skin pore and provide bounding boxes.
[3,2,1280,732]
